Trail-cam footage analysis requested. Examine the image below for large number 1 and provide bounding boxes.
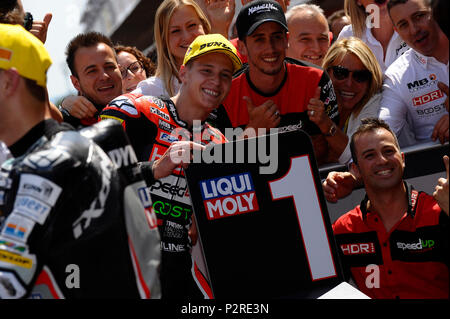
[269,155,337,281]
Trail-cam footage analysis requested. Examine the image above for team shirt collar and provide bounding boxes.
[245,60,288,97]
[412,49,450,70]
[364,27,403,49]
[162,97,209,133]
[360,181,419,220]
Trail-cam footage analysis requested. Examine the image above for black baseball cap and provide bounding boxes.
[236,0,288,40]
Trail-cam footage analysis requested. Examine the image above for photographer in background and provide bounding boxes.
[0,0,62,123]
[0,0,52,44]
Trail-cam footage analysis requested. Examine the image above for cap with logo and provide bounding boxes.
[0,23,52,87]
[183,33,242,73]
[236,0,288,40]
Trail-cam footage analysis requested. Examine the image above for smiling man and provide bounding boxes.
[0,23,160,299]
[333,118,449,299]
[100,33,242,299]
[63,32,123,128]
[286,4,331,66]
[379,0,449,147]
[211,0,348,165]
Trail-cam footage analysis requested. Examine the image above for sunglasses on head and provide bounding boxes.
[329,66,372,83]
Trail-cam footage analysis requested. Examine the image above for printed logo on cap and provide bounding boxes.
[0,48,12,61]
[248,2,279,15]
[199,41,233,52]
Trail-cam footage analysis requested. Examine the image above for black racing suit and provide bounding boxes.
[0,119,160,298]
[101,93,225,298]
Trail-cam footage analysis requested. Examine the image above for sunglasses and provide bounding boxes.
[374,0,387,5]
[329,66,372,83]
[120,61,143,79]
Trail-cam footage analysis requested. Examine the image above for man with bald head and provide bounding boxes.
[286,4,331,66]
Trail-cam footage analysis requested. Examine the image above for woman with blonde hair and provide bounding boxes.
[135,0,211,98]
[322,36,383,164]
[337,0,408,72]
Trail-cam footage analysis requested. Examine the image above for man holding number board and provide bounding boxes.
[101,33,242,299]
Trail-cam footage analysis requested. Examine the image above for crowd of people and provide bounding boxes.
[0,0,448,299]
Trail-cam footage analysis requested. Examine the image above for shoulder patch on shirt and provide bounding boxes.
[1,213,36,243]
[17,174,62,206]
[12,195,51,225]
[145,96,166,110]
[334,231,383,267]
[23,148,71,171]
[108,97,138,116]
[0,249,34,269]
[390,226,447,263]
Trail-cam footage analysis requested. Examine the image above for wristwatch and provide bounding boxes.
[324,123,337,137]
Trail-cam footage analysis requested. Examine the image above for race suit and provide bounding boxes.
[101,93,224,298]
[0,119,160,298]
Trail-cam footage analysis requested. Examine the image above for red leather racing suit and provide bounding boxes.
[101,93,224,298]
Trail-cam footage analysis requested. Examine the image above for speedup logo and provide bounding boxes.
[200,173,259,220]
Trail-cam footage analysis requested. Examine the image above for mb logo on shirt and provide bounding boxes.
[200,173,259,220]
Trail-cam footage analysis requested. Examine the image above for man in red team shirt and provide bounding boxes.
[332,118,449,299]
[211,0,348,165]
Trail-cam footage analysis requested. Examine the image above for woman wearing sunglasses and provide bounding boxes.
[338,0,409,72]
[322,37,383,164]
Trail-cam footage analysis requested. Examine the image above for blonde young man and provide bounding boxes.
[101,34,242,299]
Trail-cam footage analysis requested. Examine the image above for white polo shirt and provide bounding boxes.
[379,49,449,144]
[338,24,409,73]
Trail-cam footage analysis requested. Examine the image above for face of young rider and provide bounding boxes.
[179,52,234,114]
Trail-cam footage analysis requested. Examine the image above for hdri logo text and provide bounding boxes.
[413,89,444,106]
[341,243,375,255]
[200,173,259,220]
